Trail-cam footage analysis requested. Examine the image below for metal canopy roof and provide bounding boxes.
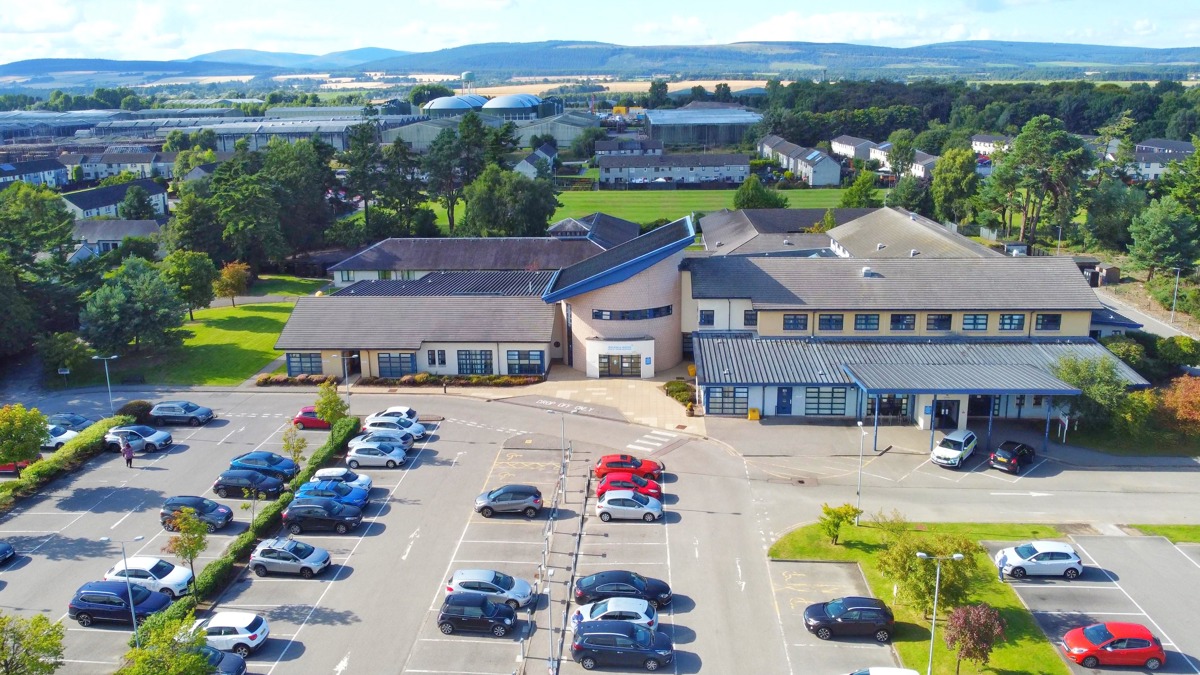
[841,363,1080,396]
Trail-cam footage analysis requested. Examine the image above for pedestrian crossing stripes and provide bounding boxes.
[627,429,677,453]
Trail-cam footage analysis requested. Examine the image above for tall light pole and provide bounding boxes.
[92,355,119,415]
[1056,224,1063,256]
[327,353,359,403]
[1170,267,1182,325]
[100,535,145,648]
[855,420,867,525]
[916,551,964,675]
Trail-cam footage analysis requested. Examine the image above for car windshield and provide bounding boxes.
[377,443,397,453]
[149,560,175,577]
[289,541,315,558]
[248,473,268,485]
[1013,544,1039,559]
[128,586,151,604]
[630,493,650,506]
[199,645,222,666]
[48,425,67,436]
[130,425,156,436]
[938,437,963,451]
[198,499,220,513]
[183,403,199,412]
[261,454,282,465]
[331,483,351,496]
[589,599,609,618]
[483,599,499,615]
[397,417,414,427]
[329,502,344,515]
[633,624,653,648]
[343,471,360,482]
[825,599,847,618]
[492,572,515,590]
[630,474,648,487]
[1082,623,1114,646]
[628,573,647,592]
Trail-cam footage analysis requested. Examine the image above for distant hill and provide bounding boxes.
[0,58,276,77]
[182,49,317,68]
[308,47,410,69]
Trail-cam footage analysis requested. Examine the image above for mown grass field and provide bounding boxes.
[1130,525,1200,543]
[770,521,1070,675]
[249,274,330,297]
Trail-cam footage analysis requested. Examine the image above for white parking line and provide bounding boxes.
[416,638,514,646]
[110,500,144,529]
[1012,458,1049,482]
[460,540,544,545]
[1171,542,1200,571]
[405,670,512,675]
[1015,585,1122,590]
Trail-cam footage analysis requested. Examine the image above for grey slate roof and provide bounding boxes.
[971,134,1012,144]
[73,219,161,242]
[332,271,554,297]
[1135,138,1194,153]
[827,208,1001,258]
[547,212,641,250]
[1091,307,1142,329]
[700,208,877,254]
[328,237,603,273]
[597,153,750,169]
[684,256,1103,311]
[61,179,165,211]
[275,296,555,351]
[0,158,66,178]
[832,135,876,148]
[693,335,1147,388]
[595,139,663,152]
[545,217,694,296]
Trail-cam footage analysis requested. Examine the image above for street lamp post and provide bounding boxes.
[92,355,119,415]
[1170,267,1182,325]
[1056,224,1063,256]
[100,535,145,648]
[855,420,867,525]
[327,354,359,403]
[916,551,964,675]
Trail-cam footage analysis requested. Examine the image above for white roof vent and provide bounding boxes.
[783,238,792,246]
[861,266,873,278]
[910,249,920,257]
[909,213,916,220]
[876,242,886,250]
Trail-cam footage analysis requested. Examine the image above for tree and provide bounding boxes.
[0,611,66,675]
[1163,134,1200,216]
[486,122,520,170]
[213,261,251,308]
[944,604,1006,675]
[1000,115,1091,243]
[876,533,982,618]
[570,127,609,159]
[80,257,183,354]
[377,139,434,237]
[0,182,75,276]
[314,380,349,425]
[1156,335,1200,369]
[713,83,732,102]
[407,83,454,107]
[0,256,36,359]
[839,171,882,208]
[1052,355,1130,429]
[1161,375,1200,433]
[159,250,217,320]
[119,609,207,675]
[282,424,308,468]
[1094,110,1137,179]
[259,138,335,252]
[459,166,560,237]
[733,174,788,210]
[817,503,862,545]
[931,147,979,223]
[100,171,140,187]
[424,128,465,234]
[214,174,287,271]
[885,174,928,214]
[808,208,837,233]
[1127,196,1198,281]
[339,123,385,234]
[0,404,47,476]
[116,185,157,220]
[161,130,192,152]
[1084,179,1146,250]
[161,506,208,586]
[115,236,158,262]
[192,128,217,152]
[35,332,93,378]
[455,113,490,186]
[160,180,224,261]
[648,80,669,108]
[886,129,917,179]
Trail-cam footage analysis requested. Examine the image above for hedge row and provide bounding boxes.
[358,373,541,387]
[255,373,340,387]
[662,380,694,406]
[0,415,133,513]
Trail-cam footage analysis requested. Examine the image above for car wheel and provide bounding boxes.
[145,444,157,453]
[233,644,251,658]
[439,622,454,635]
[160,588,176,599]
[815,626,832,640]
[335,523,349,534]
[386,460,396,468]
[54,442,64,450]
[1010,567,1027,579]
[506,599,519,609]
[152,417,163,426]
[644,658,661,671]
[189,417,201,427]
[162,519,176,532]
[581,657,597,670]
[348,460,360,469]
[1146,657,1163,670]
[205,522,217,533]
[216,487,228,498]
[295,421,306,430]
[480,507,494,518]
[492,624,508,637]
[1064,568,1080,580]
[300,567,315,579]
[108,443,121,453]
[874,628,891,643]
[643,513,655,522]
[599,512,612,522]
[287,523,302,534]
[1081,656,1099,668]
[76,613,92,627]
[524,507,538,518]
[253,565,269,577]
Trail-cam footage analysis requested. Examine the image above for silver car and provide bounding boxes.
[363,410,428,439]
[346,443,407,469]
[572,597,658,631]
[348,431,414,452]
[447,569,534,609]
[47,412,96,432]
[474,484,542,518]
[595,490,663,522]
[249,538,331,579]
[309,467,372,491]
[104,425,173,453]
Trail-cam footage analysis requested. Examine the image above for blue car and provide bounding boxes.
[229,451,298,480]
[294,480,370,509]
[68,580,171,627]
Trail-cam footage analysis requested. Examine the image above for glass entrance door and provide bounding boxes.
[599,354,641,378]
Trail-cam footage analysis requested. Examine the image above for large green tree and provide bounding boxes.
[80,257,183,354]
[885,129,917,179]
[214,174,286,272]
[260,138,336,252]
[931,147,979,223]
[885,174,929,214]
[1000,115,1092,243]
[117,185,157,220]
[0,182,74,276]
[1127,196,1199,281]
[0,610,65,675]
[424,128,465,234]
[378,140,436,237]
[1084,179,1146,250]
[159,250,218,320]
[0,255,36,359]
[1052,355,1130,429]
[160,180,224,262]
[339,123,385,234]
[119,609,207,675]
[1163,134,1200,215]
[0,404,48,474]
[407,83,454,107]
[839,171,882,208]
[460,165,560,237]
[733,174,788,210]
[571,127,609,159]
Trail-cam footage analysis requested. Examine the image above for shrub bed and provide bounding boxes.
[357,374,541,387]
[255,373,339,387]
[0,415,133,513]
[662,380,695,406]
[116,400,153,424]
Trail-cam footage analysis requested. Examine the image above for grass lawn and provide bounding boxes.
[1065,426,1200,457]
[770,522,1069,675]
[1129,525,1200,542]
[249,275,329,297]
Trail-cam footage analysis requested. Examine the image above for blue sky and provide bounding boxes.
[0,0,1194,64]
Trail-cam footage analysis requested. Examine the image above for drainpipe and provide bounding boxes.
[495,342,501,375]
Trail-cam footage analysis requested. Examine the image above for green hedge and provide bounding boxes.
[0,415,133,512]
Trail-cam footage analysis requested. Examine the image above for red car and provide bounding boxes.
[0,455,40,473]
[596,472,662,499]
[1062,622,1165,670]
[292,407,330,430]
[594,454,664,481]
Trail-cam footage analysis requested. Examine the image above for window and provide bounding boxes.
[890,314,916,331]
[377,270,392,280]
[426,349,446,367]
[698,310,715,326]
[783,314,807,331]
[999,314,1025,331]
[962,314,989,331]
[286,353,322,376]
[805,387,848,416]
[818,314,844,331]
[507,350,544,375]
[1032,395,1044,406]
[1036,313,1062,331]
[854,314,880,331]
[867,394,909,417]
[378,353,416,378]
[926,314,952,331]
[592,306,672,321]
[599,354,641,377]
[457,350,493,375]
[743,310,757,327]
[706,387,748,415]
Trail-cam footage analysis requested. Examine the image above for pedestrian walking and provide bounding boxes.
[997,551,1008,582]
[121,440,134,468]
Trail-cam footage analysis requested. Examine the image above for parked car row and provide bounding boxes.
[932,430,1038,476]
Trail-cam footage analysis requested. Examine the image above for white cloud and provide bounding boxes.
[630,16,713,44]
[0,0,81,34]
[734,11,925,46]
[1131,19,1156,37]
[416,0,514,10]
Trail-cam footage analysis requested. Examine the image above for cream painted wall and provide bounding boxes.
[755,309,1093,338]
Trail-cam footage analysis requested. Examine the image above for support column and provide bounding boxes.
[929,393,938,451]
[1043,403,1052,454]
[986,396,995,453]
[873,395,880,452]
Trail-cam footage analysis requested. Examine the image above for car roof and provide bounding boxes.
[165,495,205,504]
[314,468,350,476]
[1102,622,1155,639]
[120,556,167,568]
[206,612,259,628]
[79,580,130,594]
[495,484,539,493]
[835,596,887,608]
[452,569,499,583]
[307,480,354,490]
[602,490,643,500]
[155,400,189,406]
[299,406,317,413]
[997,440,1030,450]
[221,469,273,480]
[584,597,649,611]
[943,429,975,441]
[582,570,635,584]
[1024,540,1077,553]
[576,620,638,636]
[290,497,336,508]
[599,454,638,462]
[443,591,489,606]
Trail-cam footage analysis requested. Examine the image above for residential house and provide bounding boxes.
[1128,151,1175,181]
[0,158,71,189]
[594,138,663,156]
[910,150,939,179]
[1134,138,1195,155]
[61,179,168,219]
[830,135,877,161]
[971,134,1012,156]
[757,135,840,186]
[514,143,557,180]
[69,219,162,263]
[597,153,750,186]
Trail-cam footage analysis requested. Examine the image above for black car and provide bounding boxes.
[213,470,284,500]
[198,644,246,675]
[282,497,362,534]
[574,570,672,609]
[161,496,234,532]
[989,440,1036,474]
[437,592,516,637]
[803,596,894,642]
[229,451,299,480]
[571,620,674,672]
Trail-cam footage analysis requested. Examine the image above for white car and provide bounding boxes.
[104,556,193,599]
[572,597,658,631]
[363,410,427,439]
[43,424,78,450]
[346,444,407,469]
[194,612,270,657]
[595,490,663,522]
[995,541,1084,580]
[349,431,413,452]
[930,429,978,468]
[309,467,372,491]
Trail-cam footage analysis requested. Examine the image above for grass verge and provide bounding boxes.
[770,521,1069,675]
[1065,426,1200,457]
[1128,525,1200,542]
[249,274,329,297]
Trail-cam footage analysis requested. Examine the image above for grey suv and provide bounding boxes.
[150,400,215,426]
[474,484,542,518]
[160,496,233,532]
[571,620,674,671]
[105,425,173,453]
[249,538,331,578]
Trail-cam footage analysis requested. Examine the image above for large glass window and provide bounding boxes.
[890,314,916,331]
[339,270,352,282]
[783,314,807,331]
[866,394,909,417]
[926,314,952,331]
[854,314,880,331]
[1036,313,1062,330]
[999,314,1025,331]
[592,306,673,321]
[286,353,322,376]
[457,350,493,375]
[743,310,757,327]
[599,354,641,378]
[805,387,848,416]
[427,350,446,366]
[706,387,749,415]
[698,310,714,326]
[818,314,844,331]
[962,314,989,331]
[506,350,544,375]
[378,353,416,378]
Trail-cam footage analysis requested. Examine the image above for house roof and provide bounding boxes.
[831,135,876,148]
[61,179,165,211]
[693,335,1147,388]
[0,158,67,177]
[842,363,1080,395]
[759,135,831,168]
[1132,152,1177,164]
[73,219,161,242]
[972,134,1012,144]
[597,153,749,169]
[542,216,695,303]
[1091,307,1143,329]
[547,212,641,250]
[595,139,663,152]
[827,208,1000,258]
[327,237,602,272]
[683,256,1103,311]
[275,296,555,351]
[332,271,554,297]
[700,208,877,254]
[1135,138,1194,153]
